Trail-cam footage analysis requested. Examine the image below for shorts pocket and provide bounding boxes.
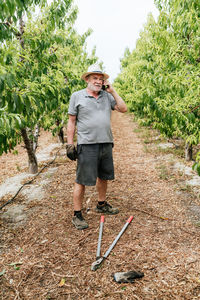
[77,144,82,155]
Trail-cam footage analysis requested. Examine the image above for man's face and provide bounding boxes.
[86,74,104,92]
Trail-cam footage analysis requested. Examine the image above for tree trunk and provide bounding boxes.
[21,128,38,174]
[185,142,193,161]
[56,120,64,144]
[57,127,64,144]
[30,124,40,152]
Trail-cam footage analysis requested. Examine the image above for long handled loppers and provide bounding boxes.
[91,216,133,271]
[96,215,105,259]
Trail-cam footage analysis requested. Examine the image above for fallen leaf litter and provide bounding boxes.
[0,112,200,299]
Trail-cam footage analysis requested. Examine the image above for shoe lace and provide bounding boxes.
[75,212,84,221]
[104,202,112,208]
[78,215,84,221]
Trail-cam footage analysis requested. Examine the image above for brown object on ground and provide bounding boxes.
[0,112,200,299]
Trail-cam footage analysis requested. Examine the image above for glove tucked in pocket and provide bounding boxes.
[66,144,78,161]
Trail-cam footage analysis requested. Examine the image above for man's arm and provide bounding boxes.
[105,82,127,113]
[111,90,127,113]
[67,114,76,144]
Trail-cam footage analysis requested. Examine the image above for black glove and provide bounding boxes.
[66,144,77,161]
[112,270,144,283]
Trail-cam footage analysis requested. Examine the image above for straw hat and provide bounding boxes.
[81,64,109,81]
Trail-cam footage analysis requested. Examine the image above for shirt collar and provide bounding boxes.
[84,88,103,98]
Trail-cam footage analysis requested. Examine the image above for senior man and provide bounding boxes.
[66,64,127,230]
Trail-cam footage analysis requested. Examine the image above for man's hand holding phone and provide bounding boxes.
[102,84,108,90]
[102,80,113,93]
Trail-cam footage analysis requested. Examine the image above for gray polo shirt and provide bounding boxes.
[68,88,116,144]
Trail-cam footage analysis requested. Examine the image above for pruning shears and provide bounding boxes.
[91,215,133,271]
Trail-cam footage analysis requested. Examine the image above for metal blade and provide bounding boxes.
[91,257,104,271]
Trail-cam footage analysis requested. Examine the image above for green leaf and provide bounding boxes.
[0,269,6,276]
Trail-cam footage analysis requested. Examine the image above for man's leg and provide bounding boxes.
[72,183,88,230]
[95,177,119,215]
[73,182,85,211]
[96,178,107,202]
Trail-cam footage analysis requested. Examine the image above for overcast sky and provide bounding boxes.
[73,0,159,82]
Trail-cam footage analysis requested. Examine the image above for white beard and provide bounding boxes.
[87,82,102,92]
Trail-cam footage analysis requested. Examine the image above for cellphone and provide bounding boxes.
[102,84,109,90]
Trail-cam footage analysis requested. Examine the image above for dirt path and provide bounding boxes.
[1,112,200,299]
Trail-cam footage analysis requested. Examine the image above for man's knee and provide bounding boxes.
[74,182,85,194]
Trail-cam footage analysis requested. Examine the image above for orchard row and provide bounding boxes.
[115,0,200,173]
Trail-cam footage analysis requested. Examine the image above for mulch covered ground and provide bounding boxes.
[0,112,200,299]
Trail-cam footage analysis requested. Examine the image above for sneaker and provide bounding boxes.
[95,202,119,215]
[72,215,89,230]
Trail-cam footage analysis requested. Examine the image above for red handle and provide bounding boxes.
[100,215,105,223]
[127,216,133,223]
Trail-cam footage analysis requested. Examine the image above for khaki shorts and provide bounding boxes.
[76,143,114,186]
